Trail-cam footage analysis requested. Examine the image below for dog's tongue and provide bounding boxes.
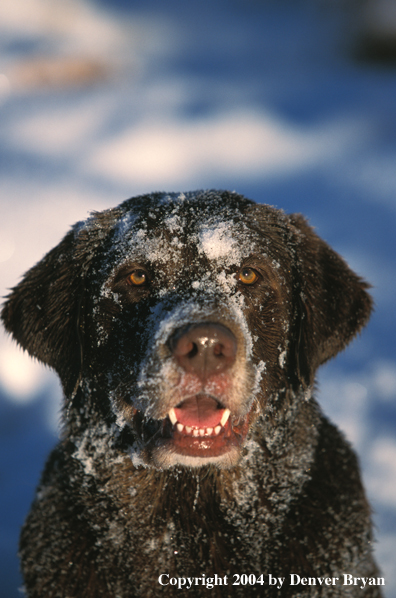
[174,396,223,428]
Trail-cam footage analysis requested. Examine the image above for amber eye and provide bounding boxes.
[238,267,258,285]
[127,270,147,286]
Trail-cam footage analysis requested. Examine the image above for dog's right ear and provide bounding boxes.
[1,209,120,396]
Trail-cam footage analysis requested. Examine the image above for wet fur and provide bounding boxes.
[1,190,381,597]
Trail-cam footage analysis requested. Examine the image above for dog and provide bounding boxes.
[2,190,382,597]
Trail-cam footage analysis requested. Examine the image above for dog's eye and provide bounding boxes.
[238,267,258,285]
[127,270,148,286]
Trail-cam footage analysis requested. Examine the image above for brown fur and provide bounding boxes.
[2,191,381,596]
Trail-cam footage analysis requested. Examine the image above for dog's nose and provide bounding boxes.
[169,323,237,377]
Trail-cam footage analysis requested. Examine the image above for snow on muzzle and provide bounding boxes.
[133,320,258,469]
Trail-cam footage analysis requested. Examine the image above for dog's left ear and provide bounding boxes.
[1,208,121,396]
[287,214,373,388]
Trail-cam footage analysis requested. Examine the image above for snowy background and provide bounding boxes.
[1,0,396,595]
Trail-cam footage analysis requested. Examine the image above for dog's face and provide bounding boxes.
[82,192,294,468]
[1,191,372,470]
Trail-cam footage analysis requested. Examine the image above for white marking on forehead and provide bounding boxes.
[198,222,242,265]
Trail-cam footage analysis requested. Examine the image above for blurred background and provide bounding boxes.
[1,0,396,595]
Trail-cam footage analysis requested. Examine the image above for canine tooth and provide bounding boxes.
[214,425,221,435]
[176,423,184,432]
[199,429,205,436]
[220,408,231,427]
[186,426,192,434]
[193,429,199,437]
[206,427,213,435]
[168,408,177,425]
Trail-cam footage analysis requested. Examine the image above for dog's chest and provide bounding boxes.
[92,439,313,582]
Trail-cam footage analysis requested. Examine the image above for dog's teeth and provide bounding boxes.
[206,427,213,435]
[186,426,192,434]
[220,409,231,427]
[176,423,184,432]
[199,429,205,436]
[168,408,177,425]
[193,429,199,437]
[214,425,221,435]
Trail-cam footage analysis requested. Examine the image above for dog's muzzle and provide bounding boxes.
[133,321,255,469]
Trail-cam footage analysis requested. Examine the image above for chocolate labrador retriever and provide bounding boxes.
[2,190,382,597]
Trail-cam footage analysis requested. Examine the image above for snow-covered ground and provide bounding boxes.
[0,0,395,596]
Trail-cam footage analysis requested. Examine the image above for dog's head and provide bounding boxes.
[1,191,372,469]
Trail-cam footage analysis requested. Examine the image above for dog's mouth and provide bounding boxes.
[166,395,250,458]
[169,395,231,436]
[132,394,251,464]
